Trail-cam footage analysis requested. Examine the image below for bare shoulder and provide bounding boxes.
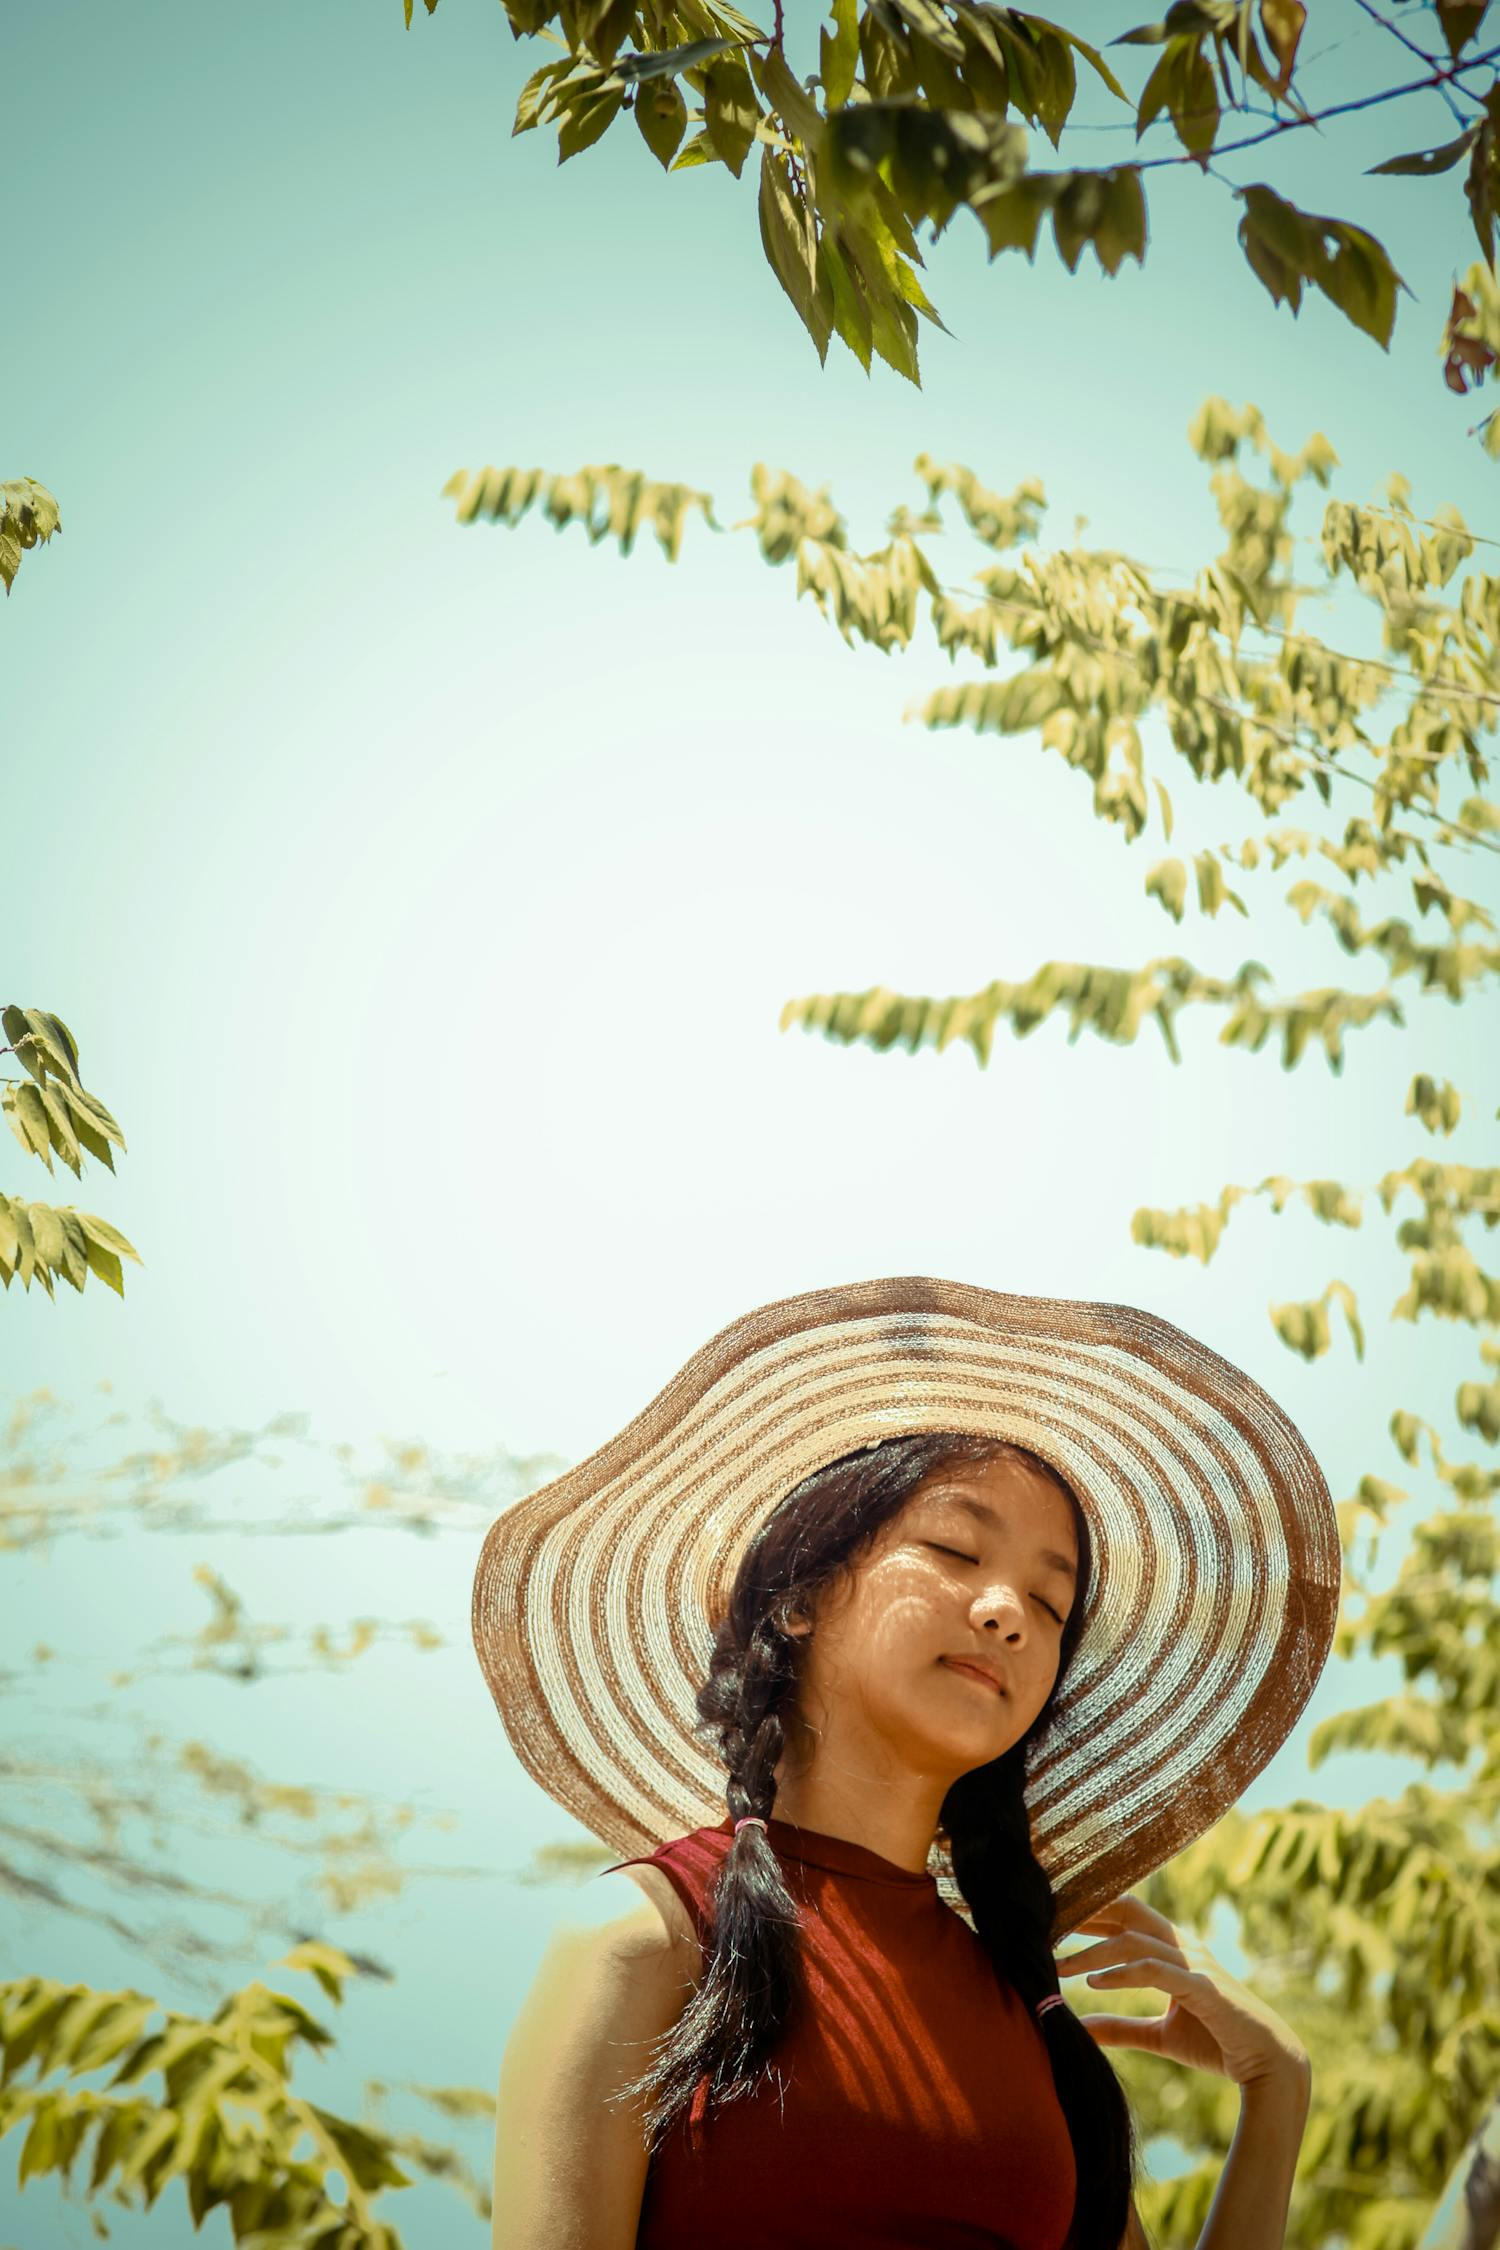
[493,1868,705,2247]
[557,1864,704,1964]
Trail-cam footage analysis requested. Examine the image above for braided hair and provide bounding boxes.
[616,1431,1144,2250]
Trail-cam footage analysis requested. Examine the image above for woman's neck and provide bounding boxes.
[771,1752,946,1875]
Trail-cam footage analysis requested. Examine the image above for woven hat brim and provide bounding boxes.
[472,1276,1340,1936]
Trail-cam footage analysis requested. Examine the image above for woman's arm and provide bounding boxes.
[1193,2064,1313,2250]
[1114,2065,1310,2250]
[492,1867,703,2250]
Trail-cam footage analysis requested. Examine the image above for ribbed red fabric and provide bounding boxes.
[604,1815,1077,2250]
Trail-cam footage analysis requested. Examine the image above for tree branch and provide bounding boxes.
[1348,0,1475,126]
[1133,42,1500,172]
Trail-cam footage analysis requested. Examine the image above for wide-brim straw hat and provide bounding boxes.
[472,1276,1341,1935]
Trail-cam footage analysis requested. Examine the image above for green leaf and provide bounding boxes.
[821,0,859,104]
[1367,125,1479,178]
[1037,16,1128,100]
[826,102,1027,236]
[505,0,564,31]
[755,46,825,146]
[988,11,1078,148]
[1136,45,1178,136]
[567,0,632,65]
[670,128,717,169]
[1236,180,1309,311]
[1194,849,1248,917]
[1093,165,1148,272]
[1434,0,1489,58]
[1147,857,1189,922]
[1464,92,1500,261]
[889,0,965,57]
[1053,168,1108,268]
[1114,1,1229,43]
[758,144,832,363]
[1317,219,1404,348]
[0,479,62,596]
[910,25,974,107]
[1149,36,1218,158]
[1258,0,1305,92]
[703,54,760,176]
[859,4,918,97]
[555,75,625,159]
[1235,186,1407,350]
[305,2106,412,2195]
[80,1211,141,1262]
[975,174,1053,258]
[819,233,874,369]
[513,54,572,132]
[635,74,687,167]
[83,1233,125,1298]
[837,217,922,382]
[1405,1073,1463,1136]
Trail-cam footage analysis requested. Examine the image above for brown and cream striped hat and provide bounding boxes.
[472,1275,1341,1935]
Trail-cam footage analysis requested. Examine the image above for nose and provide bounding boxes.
[971,1580,1028,1639]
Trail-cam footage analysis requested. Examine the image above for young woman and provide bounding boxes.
[476,1281,1336,2250]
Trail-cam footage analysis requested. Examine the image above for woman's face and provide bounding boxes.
[783,1449,1082,1791]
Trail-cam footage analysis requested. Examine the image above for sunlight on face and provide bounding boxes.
[784,1450,1081,1793]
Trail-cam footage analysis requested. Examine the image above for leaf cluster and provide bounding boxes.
[402,0,1500,388]
[1,1004,141,1297]
[0,478,60,595]
[0,1949,421,2245]
[446,401,1497,1088]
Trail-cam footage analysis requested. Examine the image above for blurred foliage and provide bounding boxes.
[445,399,1497,1080]
[1443,256,1500,457]
[1,1394,559,1979]
[411,0,1500,412]
[0,1395,566,2240]
[0,1005,141,1299]
[455,399,1499,2248]
[0,1941,497,2246]
[0,478,59,595]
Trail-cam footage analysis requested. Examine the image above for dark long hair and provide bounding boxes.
[619,1431,1142,2250]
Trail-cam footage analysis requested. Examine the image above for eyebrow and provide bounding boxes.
[927,1490,1079,1587]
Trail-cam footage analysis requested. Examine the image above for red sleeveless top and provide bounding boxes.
[606,1814,1076,2250]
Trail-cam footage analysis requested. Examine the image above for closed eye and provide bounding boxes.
[925,1543,1065,1625]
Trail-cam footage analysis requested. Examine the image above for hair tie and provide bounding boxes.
[733,1816,768,1836]
[1035,1994,1067,2019]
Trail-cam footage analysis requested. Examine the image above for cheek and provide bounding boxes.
[837,1558,949,1663]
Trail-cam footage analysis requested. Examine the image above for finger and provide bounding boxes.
[1058,1937,1185,1978]
[1077,2011,1171,2055]
[1083,1892,1177,1941]
[1078,1956,1205,2003]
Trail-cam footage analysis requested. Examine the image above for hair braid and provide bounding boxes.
[941,1702,1140,2250]
[617,1613,803,2147]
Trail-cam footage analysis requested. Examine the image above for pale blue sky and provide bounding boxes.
[4,0,1496,2239]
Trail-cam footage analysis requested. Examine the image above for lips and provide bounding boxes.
[941,1656,1006,1696]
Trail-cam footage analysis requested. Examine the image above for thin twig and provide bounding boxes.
[1349,0,1475,125]
[929,569,1500,859]
[1133,42,1500,172]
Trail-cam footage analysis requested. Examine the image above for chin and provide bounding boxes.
[927,1704,1014,1763]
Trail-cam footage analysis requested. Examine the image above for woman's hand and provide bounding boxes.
[1055,1892,1311,2092]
